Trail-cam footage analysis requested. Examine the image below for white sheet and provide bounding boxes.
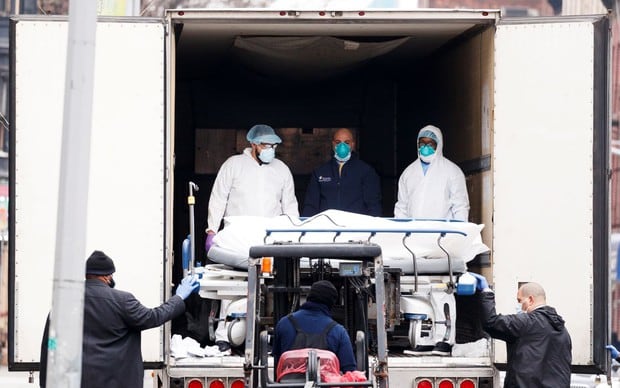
[210,210,489,271]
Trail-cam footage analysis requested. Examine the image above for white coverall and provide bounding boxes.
[394,126,469,221]
[207,148,299,232]
[208,147,299,345]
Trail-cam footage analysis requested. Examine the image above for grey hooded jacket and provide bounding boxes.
[479,291,572,388]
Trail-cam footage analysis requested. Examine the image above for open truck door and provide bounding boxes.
[9,17,168,370]
[493,15,610,374]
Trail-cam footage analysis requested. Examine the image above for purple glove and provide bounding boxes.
[205,232,216,253]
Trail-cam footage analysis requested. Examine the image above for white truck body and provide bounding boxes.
[9,8,610,388]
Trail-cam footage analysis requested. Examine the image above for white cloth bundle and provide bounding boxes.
[208,210,489,274]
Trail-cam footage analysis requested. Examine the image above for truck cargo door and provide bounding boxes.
[9,18,167,368]
[493,16,609,372]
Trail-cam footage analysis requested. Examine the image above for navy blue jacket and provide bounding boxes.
[302,154,381,217]
[272,301,357,374]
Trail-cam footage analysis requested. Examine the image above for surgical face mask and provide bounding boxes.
[515,303,525,314]
[258,147,275,163]
[334,142,351,162]
[419,144,436,157]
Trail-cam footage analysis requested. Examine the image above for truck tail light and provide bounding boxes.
[208,379,225,388]
[261,257,273,274]
[459,378,476,388]
[188,379,204,388]
[416,379,433,388]
[230,379,245,388]
[438,379,455,388]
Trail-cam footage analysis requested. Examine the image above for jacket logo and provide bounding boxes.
[318,176,332,183]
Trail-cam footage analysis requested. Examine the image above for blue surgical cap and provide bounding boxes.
[418,129,439,143]
[246,124,282,144]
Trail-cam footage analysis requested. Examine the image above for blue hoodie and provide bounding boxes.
[272,301,357,375]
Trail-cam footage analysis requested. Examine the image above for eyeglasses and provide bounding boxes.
[418,140,436,149]
[259,143,278,149]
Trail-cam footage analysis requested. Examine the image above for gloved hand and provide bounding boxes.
[606,345,620,359]
[205,231,216,254]
[469,272,489,291]
[176,275,200,300]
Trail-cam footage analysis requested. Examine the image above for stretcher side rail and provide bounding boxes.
[263,228,468,244]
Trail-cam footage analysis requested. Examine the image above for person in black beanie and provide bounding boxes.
[40,250,200,388]
[272,280,356,379]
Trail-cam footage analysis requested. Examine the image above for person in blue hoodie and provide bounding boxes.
[302,128,381,217]
[272,280,356,378]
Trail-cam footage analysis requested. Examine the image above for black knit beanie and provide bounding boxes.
[85,250,116,275]
[307,280,338,309]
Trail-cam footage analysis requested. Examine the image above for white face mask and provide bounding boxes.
[258,147,275,163]
[515,303,526,314]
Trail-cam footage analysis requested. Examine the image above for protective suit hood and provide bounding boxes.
[394,124,470,221]
[417,125,443,163]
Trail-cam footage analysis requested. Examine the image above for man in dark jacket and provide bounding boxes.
[302,128,381,217]
[272,280,356,377]
[40,250,200,388]
[470,273,572,388]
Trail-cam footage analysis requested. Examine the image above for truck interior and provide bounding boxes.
[168,10,497,356]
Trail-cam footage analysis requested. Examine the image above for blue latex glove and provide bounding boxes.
[205,232,216,254]
[607,345,620,359]
[176,275,200,300]
[469,272,489,291]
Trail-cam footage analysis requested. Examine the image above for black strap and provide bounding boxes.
[288,313,337,335]
[287,314,302,333]
[322,320,338,336]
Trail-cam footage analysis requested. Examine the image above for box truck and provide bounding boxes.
[9,8,611,388]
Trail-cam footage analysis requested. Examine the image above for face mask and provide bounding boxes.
[108,277,116,289]
[419,144,435,157]
[419,144,437,163]
[258,147,275,163]
[515,302,527,314]
[334,142,351,162]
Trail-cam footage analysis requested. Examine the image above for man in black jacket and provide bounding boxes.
[40,250,199,388]
[470,273,572,388]
[302,128,381,217]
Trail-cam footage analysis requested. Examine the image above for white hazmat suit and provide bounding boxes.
[394,125,469,221]
[207,148,299,232]
[207,145,298,348]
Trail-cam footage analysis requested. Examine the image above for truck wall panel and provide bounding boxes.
[11,19,166,365]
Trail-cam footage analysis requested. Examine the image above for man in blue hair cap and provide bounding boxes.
[205,124,299,245]
[205,124,299,351]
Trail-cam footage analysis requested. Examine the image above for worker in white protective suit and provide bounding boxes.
[206,124,299,237]
[205,124,299,352]
[394,124,469,221]
[393,125,469,357]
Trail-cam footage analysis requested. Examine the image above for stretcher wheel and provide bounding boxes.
[408,319,421,348]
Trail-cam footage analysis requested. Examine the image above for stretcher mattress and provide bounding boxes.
[207,210,489,274]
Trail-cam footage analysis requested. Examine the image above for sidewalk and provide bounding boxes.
[0,365,155,387]
[0,365,35,387]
